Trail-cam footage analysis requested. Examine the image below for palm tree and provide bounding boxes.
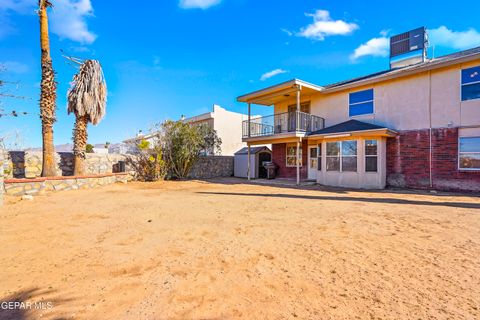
[67,60,107,176]
[38,0,57,176]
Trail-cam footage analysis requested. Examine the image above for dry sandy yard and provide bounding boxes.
[0,179,479,320]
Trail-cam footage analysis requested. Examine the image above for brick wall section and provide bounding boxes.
[387,127,480,192]
[272,141,308,180]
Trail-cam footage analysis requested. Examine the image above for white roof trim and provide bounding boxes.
[237,79,324,104]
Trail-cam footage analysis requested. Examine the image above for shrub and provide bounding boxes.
[126,139,167,181]
[85,144,94,153]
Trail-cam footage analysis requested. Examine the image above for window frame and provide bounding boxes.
[349,89,375,118]
[286,143,303,168]
[326,140,358,172]
[365,139,378,173]
[461,66,480,102]
[458,136,480,171]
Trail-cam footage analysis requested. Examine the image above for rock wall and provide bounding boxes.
[5,151,128,179]
[188,156,234,179]
[4,173,130,196]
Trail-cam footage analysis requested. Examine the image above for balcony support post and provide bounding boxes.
[248,103,251,138]
[247,143,251,180]
[296,138,301,185]
[296,85,301,131]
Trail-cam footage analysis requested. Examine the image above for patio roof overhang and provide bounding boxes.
[308,128,398,139]
[237,79,324,106]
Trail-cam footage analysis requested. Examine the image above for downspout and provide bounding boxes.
[428,70,433,189]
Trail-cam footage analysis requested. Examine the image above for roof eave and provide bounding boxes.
[323,52,480,93]
[237,79,324,104]
[308,128,398,139]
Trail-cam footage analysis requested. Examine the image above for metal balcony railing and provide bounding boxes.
[242,111,325,138]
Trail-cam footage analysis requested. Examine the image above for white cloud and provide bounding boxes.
[0,0,35,13]
[1,60,29,73]
[297,9,358,41]
[0,0,35,38]
[179,0,222,9]
[350,36,389,61]
[260,69,288,81]
[0,0,96,44]
[50,0,97,44]
[428,26,480,50]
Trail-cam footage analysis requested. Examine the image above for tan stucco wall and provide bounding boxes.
[312,137,387,189]
[274,59,480,131]
[211,105,249,156]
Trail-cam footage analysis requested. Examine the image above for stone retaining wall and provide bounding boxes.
[4,151,128,179]
[188,156,234,179]
[4,173,130,196]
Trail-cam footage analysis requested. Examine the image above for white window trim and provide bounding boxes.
[286,144,302,168]
[365,139,378,173]
[326,140,358,172]
[458,136,480,171]
[461,67,480,102]
[348,89,375,118]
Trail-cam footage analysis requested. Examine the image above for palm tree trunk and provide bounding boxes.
[73,115,88,176]
[39,1,57,177]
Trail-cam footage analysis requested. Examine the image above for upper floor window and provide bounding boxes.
[459,137,480,170]
[461,66,480,101]
[349,89,374,117]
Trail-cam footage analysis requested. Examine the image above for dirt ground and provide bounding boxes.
[0,179,479,320]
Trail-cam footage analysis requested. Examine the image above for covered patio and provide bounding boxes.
[237,79,325,185]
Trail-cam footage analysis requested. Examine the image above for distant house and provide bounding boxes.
[238,27,480,191]
[182,104,251,156]
[125,104,253,156]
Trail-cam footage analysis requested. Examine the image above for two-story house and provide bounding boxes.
[238,28,480,192]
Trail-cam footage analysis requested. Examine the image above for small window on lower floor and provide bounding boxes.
[286,144,302,167]
[459,137,480,170]
[365,139,378,172]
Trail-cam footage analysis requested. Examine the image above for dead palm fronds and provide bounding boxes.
[67,59,107,175]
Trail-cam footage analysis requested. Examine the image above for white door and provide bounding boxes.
[308,146,318,180]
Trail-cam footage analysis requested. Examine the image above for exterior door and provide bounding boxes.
[288,103,310,132]
[308,146,318,180]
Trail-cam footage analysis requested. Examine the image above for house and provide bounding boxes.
[238,27,480,192]
[124,104,251,156]
[182,104,251,155]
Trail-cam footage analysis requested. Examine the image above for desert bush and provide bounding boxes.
[161,120,221,179]
[126,120,221,181]
[126,139,167,181]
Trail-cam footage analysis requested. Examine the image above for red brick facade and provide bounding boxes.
[271,141,308,180]
[387,127,480,192]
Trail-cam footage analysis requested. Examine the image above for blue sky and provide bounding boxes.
[1,0,480,148]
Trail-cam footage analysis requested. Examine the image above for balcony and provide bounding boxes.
[242,111,325,139]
